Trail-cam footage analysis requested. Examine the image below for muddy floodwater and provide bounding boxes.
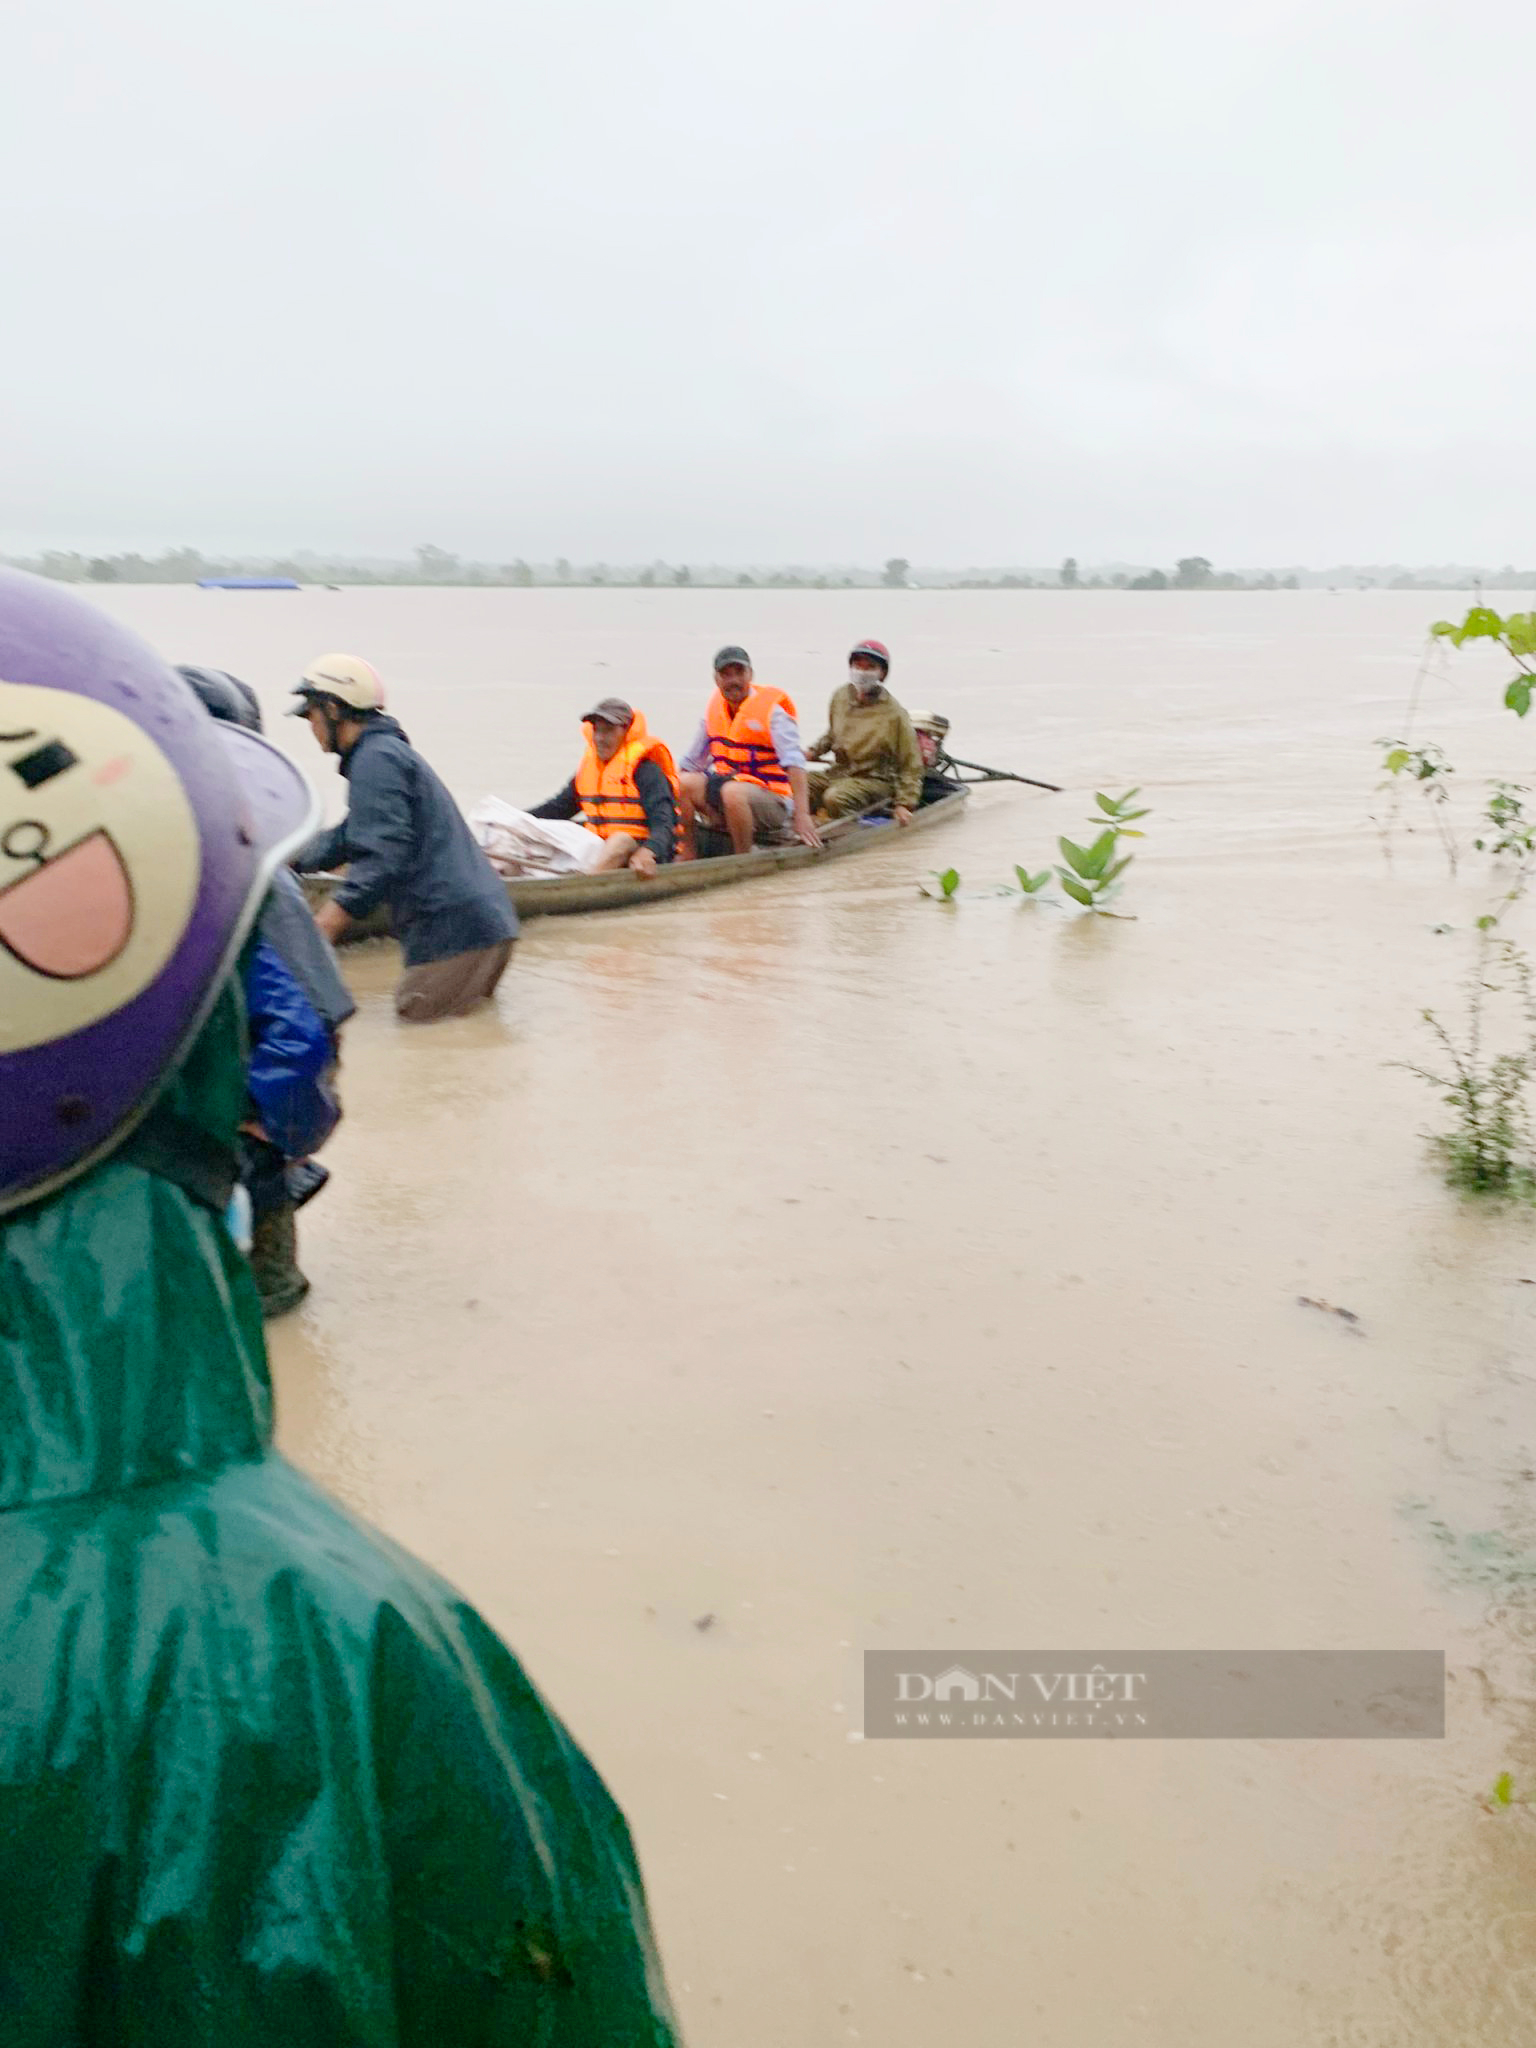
[92,586,1536,2042]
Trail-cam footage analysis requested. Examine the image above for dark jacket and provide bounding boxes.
[809,684,924,810]
[294,717,518,967]
[243,938,340,1161]
[259,870,356,1034]
[0,986,678,2046]
[532,760,677,863]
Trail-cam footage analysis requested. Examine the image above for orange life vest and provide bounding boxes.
[704,685,797,798]
[573,712,681,843]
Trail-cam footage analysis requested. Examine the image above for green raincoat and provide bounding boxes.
[0,988,678,2046]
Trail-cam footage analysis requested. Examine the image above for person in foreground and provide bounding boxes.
[530,696,680,877]
[289,653,519,1021]
[807,639,923,825]
[0,569,679,2045]
[678,644,821,856]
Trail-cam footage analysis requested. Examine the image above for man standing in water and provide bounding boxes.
[678,645,821,855]
[807,639,923,825]
[290,653,519,1021]
[0,570,678,2045]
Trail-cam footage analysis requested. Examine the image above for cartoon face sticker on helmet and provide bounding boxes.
[0,680,201,1054]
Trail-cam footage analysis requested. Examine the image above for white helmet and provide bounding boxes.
[292,653,386,715]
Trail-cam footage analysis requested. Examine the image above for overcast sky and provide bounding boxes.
[1,0,1529,565]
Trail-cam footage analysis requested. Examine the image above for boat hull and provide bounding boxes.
[302,786,969,928]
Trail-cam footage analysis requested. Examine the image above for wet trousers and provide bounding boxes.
[807,769,898,819]
[394,940,515,1022]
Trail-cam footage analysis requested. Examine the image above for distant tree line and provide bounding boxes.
[3,544,1526,592]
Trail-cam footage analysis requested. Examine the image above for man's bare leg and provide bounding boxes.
[677,772,710,860]
[720,778,759,855]
[591,833,641,872]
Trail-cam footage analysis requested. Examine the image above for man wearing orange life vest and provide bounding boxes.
[678,645,822,857]
[530,696,680,878]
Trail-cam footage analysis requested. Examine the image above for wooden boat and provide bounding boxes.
[306,783,971,927]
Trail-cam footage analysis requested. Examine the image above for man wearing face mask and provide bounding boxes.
[806,639,923,825]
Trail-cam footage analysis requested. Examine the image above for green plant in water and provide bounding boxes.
[1471,782,1536,925]
[924,787,1151,910]
[1054,789,1148,912]
[1091,787,1151,836]
[1431,606,1536,717]
[1379,739,1453,787]
[1393,933,1536,1198]
[1377,737,1458,874]
[1056,829,1127,908]
[1475,781,1536,865]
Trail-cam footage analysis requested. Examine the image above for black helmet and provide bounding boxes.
[176,664,264,733]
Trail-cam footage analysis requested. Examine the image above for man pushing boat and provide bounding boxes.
[288,654,519,1022]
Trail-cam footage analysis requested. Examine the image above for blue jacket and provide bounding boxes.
[259,871,355,1035]
[293,716,518,967]
[243,940,340,1161]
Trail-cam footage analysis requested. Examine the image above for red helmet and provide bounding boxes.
[849,640,890,672]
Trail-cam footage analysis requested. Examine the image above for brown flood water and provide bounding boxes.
[95,585,1536,2043]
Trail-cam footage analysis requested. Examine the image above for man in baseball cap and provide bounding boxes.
[527,696,681,879]
[806,638,923,825]
[289,653,519,1021]
[676,646,821,855]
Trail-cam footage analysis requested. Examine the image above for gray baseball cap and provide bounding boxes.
[581,696,635,726]
[713,645,752,672]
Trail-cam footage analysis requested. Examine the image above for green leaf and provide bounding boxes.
[1494,1771,1515,1806]
[1058,873,1095,907]
[1104,854,1134,884]
[1430,620,1457,637]
[1116,828,1146,838]
[1385,748,1411,775]
[1506,677,1531,718]
[1015,865,1051,894]
[1477,914,1499,931]
[1059,835,1095,877]
[1453,606,1507,644]
[939,867,960,899]
[1115,806,1151,821]
[1094,793,1119,816]
[1082,829,1117,878]
[1505,614,1536,656]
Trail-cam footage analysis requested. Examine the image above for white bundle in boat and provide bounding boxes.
[467,796,609,878]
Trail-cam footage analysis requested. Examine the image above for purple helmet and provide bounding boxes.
[0,568,318,1216]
